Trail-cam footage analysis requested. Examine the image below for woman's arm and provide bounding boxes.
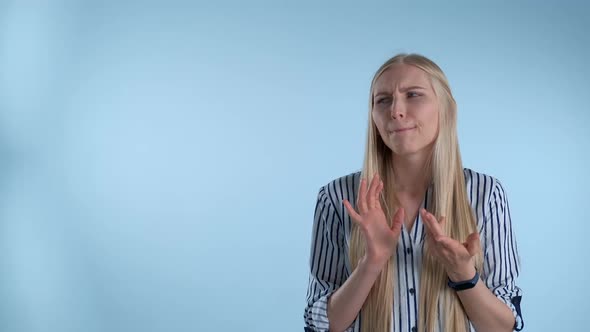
[329,174,404,332]
[305,174,404,332]
[474,180,524,331]
[448,267,515,332]
[304,187,350,331]
[327,256,386,332]
[421,196,523,332]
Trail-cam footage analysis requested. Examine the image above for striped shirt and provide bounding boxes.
[304,168,524,332]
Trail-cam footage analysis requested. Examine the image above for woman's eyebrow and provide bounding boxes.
[374,86,426,97]
[399,85,426,92]
[374,92,390,97]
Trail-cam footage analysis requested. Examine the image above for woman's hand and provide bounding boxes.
[420,208,480,281]
[343,173,405,269]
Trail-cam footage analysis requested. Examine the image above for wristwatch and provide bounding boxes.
[447,271,480,291]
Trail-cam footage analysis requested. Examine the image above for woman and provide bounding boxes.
[304,53,523,332]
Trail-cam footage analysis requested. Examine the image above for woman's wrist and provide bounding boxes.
[359,254,390,275]
[447,264,477,282]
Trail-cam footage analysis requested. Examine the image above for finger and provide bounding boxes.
[358,178,368,213]
[428,213,445,236]
[464,232,481,257]
[421,209,444,238]
[423,221,434,241]
[421,209,435,236]
[423,225,438,254]
[367,173,379,209]
[439,216,447,230]
[390,207,405,233]
[343,199,363,226]
[423,226,438,254]
[372,181,384,210]
[424,236,440,258]
[421,211,445,239]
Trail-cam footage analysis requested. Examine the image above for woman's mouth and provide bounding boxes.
[391,126,416,134]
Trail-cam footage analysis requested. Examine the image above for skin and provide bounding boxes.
[371,63,439,164]
[370,63,440,230]
[327,64,515,332]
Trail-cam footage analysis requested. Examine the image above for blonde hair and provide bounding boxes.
[348,53,484,332]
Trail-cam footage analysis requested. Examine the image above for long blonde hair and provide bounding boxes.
[349,53,484,332]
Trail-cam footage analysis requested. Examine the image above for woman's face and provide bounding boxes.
[371,63,440,158]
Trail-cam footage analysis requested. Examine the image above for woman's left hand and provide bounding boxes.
[420,208,480,282]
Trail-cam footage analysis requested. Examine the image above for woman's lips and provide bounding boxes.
[391,126,416,133]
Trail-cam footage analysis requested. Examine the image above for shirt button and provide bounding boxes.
[406,248,411,254]
[411,327,417,332]
[409,288,415,295]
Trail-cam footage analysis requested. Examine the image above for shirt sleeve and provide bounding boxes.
[304,187,357,332]
[481,180,524,331]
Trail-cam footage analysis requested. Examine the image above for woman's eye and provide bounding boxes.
[407,92,420,98]
[376,97,391,104]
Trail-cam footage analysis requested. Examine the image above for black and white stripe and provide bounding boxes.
[304,168,524,332]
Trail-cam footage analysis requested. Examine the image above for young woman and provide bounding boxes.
[304,54,524,332]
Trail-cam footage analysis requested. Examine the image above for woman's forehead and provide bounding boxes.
[374,64,431,93]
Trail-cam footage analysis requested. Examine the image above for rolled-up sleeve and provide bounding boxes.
[481,180,524,331]
[304,187,355,332]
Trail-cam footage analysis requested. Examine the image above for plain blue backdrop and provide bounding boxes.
[1,1,589,331]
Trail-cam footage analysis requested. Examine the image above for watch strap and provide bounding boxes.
[447,270,480,291]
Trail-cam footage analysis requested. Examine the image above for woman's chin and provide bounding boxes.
[388,145,432,159]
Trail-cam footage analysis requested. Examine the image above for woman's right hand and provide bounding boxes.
[343,172,405,270]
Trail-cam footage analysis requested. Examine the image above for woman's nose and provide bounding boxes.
[390,102,405,119]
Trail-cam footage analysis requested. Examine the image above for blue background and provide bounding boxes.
[1,1,588,331]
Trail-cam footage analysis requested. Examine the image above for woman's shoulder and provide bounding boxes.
[462,167,508,214]
[318,170,362,208]
[463,167,505,190]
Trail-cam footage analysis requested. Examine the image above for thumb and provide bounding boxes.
[391,207,405,232]
[464,232,481,256]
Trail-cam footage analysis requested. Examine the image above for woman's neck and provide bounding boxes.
[392,151,431,195]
